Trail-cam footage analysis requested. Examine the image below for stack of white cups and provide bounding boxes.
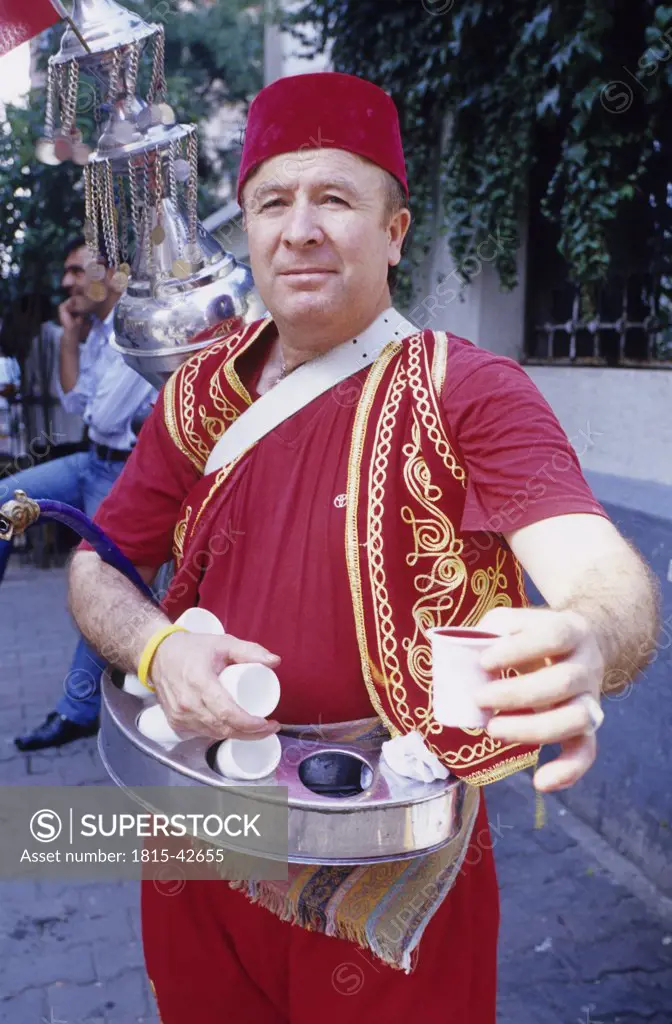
[126,608,282,780]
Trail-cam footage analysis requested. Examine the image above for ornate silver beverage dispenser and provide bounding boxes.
[38,0,264,388]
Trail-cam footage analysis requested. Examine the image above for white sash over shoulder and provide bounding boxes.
[204,307,417,476]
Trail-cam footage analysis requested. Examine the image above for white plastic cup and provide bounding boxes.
[215,734,282,780]
[123,673,150,697]
[137,703,185,747]
[218,663,280,719]
[175,607,225,635]
[428,626,501,728]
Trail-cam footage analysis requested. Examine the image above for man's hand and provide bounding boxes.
[475,606,605,794]
[150,631,282,741]
[59,298,90,345]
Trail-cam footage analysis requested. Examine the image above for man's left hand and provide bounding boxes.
[475,606,605,793]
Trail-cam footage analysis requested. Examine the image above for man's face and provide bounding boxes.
[61,245,112,316]
[242,148,409,333]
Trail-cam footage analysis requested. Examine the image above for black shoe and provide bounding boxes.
[14,712,99,752]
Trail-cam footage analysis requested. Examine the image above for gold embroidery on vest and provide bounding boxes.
[406,334,466,487]
[207,367,246,438]
[346,341,405,736]
[221,319,269,407]
[514,555,528,605]
[172,504,192,566]
[368,362,414,734]
[199,404,227,442]
[347,331,534,778]
[162,321,267,472]
[202,327,259,441]
[148,978,165,1023]
[464,546,513,625]
[163,372,203,472]
[400,417,469,735]
[178,333,243,471]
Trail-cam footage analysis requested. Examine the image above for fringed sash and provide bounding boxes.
[224,719,480,973]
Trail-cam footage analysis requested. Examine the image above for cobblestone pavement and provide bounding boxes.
[1,563,671,1023]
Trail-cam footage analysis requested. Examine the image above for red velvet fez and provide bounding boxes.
[237,72,408,204]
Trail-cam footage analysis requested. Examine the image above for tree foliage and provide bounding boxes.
[290,0,672,292]
[0,0,262,313]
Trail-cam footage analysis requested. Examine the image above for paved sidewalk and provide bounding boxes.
[0,562,157,1024]
[1,563,671,1023]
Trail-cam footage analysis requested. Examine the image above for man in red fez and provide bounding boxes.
[68,72,658,1022]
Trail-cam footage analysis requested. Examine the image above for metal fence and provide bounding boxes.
[525,272,672,368]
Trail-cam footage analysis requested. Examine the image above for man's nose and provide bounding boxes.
[281,203,324,248]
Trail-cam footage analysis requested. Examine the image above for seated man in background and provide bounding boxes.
[1,236,156,751]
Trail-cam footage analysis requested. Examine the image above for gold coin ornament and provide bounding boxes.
[35,138,60,166]
[173,158,191,182]
[119,262,131,277]
[110,270,129,293]
[151,225,166,245]
[86,280,107,302]
[53,135,73,162]
[171,258,191,280]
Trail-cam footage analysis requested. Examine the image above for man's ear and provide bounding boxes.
[388,207,412,267]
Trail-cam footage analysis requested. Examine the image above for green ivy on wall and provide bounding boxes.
[290,0,672,294]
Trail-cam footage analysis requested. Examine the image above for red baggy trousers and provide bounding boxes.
[142,796,499,1023]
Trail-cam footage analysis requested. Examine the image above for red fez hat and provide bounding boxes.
[237,72,408,204]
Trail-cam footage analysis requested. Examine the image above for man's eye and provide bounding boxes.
[324,195,347,205]
[260,198,285,211]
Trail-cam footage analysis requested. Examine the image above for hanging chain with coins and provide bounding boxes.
[38,17,203,291]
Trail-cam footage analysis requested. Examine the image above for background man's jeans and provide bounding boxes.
[0,450,126,725]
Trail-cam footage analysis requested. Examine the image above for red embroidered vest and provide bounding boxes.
[161,318,539,786]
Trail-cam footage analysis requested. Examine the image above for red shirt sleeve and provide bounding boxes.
[440,336,607,534]
[79,387,201,568]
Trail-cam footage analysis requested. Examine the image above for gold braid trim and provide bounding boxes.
[148,979,165,1023]
[174,332,246,471]
[367,359,415,735]
[514,554,529,606]
[463,749,539,787]
[345,341,405,737]
[430,330,448,395]
[163,371,204,472]
[162,319,270,472]
[172,504,192,567]
[220,318,270,409]
[406,334,466,487]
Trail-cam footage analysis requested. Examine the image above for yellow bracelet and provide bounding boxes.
[137,624,187,692]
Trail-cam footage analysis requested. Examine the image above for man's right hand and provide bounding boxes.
[150,631,282,741]
[59,299,90,345]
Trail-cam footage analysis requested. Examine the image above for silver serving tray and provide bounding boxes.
[99,670,464,865]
